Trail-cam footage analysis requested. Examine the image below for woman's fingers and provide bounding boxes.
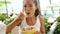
[19,12,25,20]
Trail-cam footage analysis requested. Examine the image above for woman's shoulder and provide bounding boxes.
[38,15,44,23]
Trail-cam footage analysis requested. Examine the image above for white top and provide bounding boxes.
[20,15,41,31]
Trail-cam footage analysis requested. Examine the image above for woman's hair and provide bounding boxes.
[23,0,41,17]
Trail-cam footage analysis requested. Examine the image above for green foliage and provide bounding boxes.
[0,13,16,34]
[4,13,17,25]
[8,32,12,34]
[0,0,11,10]
[53,22,60,34]
[56,16,60,22]
[0,13,7,21]
[44,17,51,34]
[0,1,11,4]
[4,18,14,25]
[44,16,60,34]
[54,16,60,34]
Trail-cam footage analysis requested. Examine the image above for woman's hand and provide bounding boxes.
[19,12,25,20]
[17,12,25,26]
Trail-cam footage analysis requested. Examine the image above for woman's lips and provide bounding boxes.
[26,13,30,15]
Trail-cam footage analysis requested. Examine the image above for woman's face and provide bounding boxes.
[24,0,37,17]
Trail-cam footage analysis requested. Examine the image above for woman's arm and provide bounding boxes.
[39,16,45,34]
[6,13,25,34]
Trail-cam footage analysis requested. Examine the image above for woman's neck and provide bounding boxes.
[26,15,36,25]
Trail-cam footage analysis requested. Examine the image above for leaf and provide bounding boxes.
[0,1,11,4]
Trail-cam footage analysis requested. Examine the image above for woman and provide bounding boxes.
[6,0,45,34]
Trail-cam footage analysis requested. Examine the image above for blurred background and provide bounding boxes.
[0,0,60,34]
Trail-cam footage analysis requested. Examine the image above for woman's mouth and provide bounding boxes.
[26,13,30,15]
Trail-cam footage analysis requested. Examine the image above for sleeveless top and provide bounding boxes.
[19,15,41,31]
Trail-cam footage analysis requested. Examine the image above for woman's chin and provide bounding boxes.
[26,15,31,17]
[27,16,31,17]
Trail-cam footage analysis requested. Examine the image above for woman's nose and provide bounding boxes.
[25,6,30,11]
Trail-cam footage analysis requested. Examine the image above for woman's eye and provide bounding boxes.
[29,5,32,7]
[24,5,32,8]
[24,5,26,7]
